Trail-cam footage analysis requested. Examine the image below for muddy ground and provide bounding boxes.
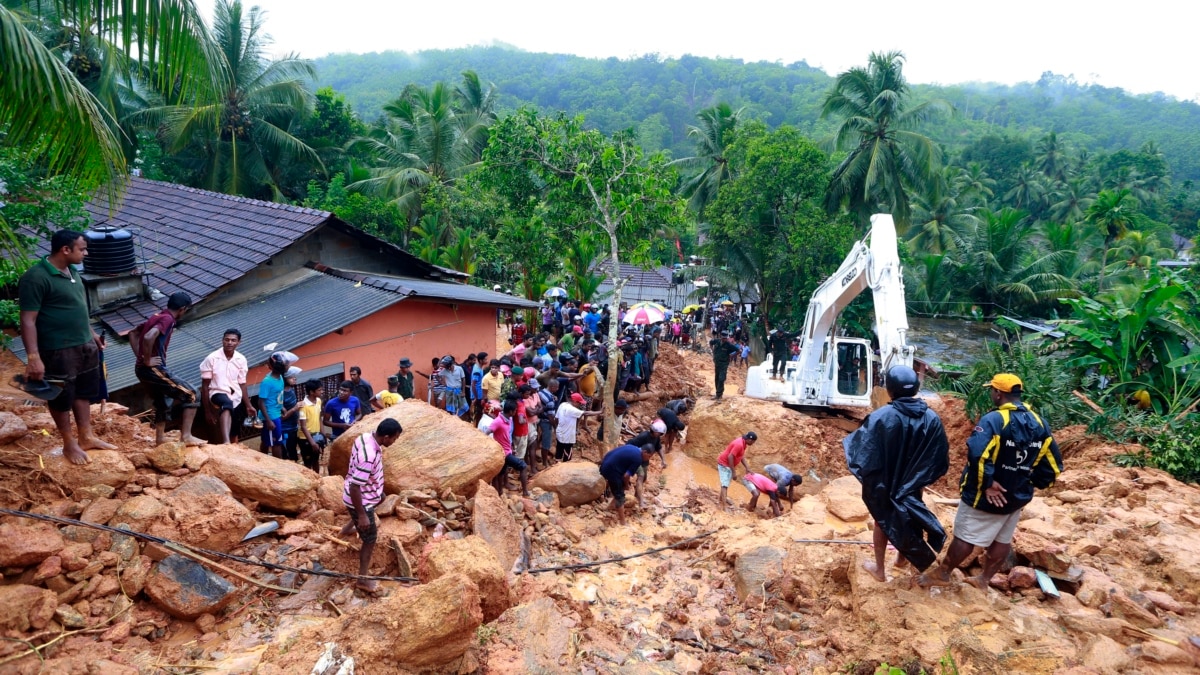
[0,336,1197,674]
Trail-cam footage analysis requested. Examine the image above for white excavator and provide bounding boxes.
[744,213,915,409]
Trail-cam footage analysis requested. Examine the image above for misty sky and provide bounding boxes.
[222,0,1197,101]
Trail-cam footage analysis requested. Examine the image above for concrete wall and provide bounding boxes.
[244,299,497,403]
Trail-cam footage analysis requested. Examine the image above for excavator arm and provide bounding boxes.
[745,214,914,407]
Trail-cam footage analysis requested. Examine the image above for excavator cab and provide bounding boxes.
[831,338,872,402]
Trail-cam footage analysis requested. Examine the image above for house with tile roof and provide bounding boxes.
[10,178,537,437]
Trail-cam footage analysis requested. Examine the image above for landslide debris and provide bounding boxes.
[0,343,1196,674]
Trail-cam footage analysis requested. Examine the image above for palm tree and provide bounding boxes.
[1040,220,1099,283]
[560,236,604,303]
[453,70,498,163]
[949,207,1075,314]
[1048,177,1096,224]
[958,162,996,208]
[908,166,980,254]
[904,252,956,316]
[821,51,951,230]
[669,102,743,217]
[1004,164,1050,214]
[1035,132,1071,183]
[349,79,483,229]
[0,0,215,192]
[1086,188,1134,291]
[137,0,319,200]
[1106,230,1173,274]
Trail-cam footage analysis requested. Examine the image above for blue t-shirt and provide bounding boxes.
[324,397,361,437]
[259,375,285,420]
[584,312,601,334]
[280,389,298,432]
[600,444,644,481]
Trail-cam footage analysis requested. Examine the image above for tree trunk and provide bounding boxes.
[601,228,623,450]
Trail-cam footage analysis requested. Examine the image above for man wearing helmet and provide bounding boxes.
[844,365,950,582]
[918,373,1062,590]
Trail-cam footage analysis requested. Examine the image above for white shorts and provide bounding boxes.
[954,502,1022,547]
[718,464,734,488]
[512,434,529,460]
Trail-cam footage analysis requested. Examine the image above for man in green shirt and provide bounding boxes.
[395,358,415,399]
[18,230,116,464]
[709,331,740,401]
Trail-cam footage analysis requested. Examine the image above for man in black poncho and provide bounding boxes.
[844,365,949,581]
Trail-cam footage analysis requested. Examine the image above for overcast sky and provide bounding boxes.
[221,0,1197,102]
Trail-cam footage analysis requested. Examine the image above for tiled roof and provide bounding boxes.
[10,269,406,394]
[31,177,467,333]
[49,178,333,330]
[309,263,541,310]
[593,259,675,289]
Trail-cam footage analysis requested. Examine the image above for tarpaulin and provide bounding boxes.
[843,397,950,570]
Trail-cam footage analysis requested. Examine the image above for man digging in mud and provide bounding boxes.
[600,443,656,525]
[717,431,756,509]
[918,374,1062,590]
[341,418,403,595]
[844,366,949,582]
[742,472,784,518]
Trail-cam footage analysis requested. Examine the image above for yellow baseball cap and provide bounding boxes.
[988,373,1023,393]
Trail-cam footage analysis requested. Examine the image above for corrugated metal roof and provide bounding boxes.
[309,263,541,310]
[11,270,405,394]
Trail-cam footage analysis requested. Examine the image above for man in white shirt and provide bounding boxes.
[199,329,250,444]
[554,392,602,462]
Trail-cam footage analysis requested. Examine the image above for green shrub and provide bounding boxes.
[944,326,1090,428]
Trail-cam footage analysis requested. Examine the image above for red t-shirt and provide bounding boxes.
[513,399,529,437]
[718,437,747,468]
[135,311,176,367]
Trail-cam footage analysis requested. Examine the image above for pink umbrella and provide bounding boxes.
[621,305,666,325]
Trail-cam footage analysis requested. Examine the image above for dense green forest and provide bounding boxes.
[313,46,1200,183]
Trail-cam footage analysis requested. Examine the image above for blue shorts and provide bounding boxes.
[261,418,284,447]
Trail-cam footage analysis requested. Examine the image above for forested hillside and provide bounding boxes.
[314,46,1200,181]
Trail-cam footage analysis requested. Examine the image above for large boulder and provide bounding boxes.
[317,475,345,512]
[199,444,318,513]
[471,481,523,572]
[0,522,64,567]
[529,462,606,507]
[418,535,513,622]
[328,400,503,498]
[826,476,870,522]
[493,598,573,672]
[162,476,255,552]
[145,554,239,620]
[264,573,483,672]
[734,545,786,601]
[43,450,134,490]
[0,584,57,631]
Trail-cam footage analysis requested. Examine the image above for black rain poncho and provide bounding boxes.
[843,397,950,571]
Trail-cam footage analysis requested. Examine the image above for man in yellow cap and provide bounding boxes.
[917,373,1063,590]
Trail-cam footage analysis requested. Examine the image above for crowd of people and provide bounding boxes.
[19,229,1064,593]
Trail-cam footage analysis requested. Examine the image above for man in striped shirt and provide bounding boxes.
[340,418,403,595]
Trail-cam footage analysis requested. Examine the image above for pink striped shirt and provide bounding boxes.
[342,433,385,509]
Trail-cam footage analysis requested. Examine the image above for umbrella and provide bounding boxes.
[720,300,735,306]
[622,305,667,325]
[629,301,667,313]
[543,287,568,299]
[681,304,702,314]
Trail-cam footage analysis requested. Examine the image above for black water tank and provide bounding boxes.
[83,225,137,275]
